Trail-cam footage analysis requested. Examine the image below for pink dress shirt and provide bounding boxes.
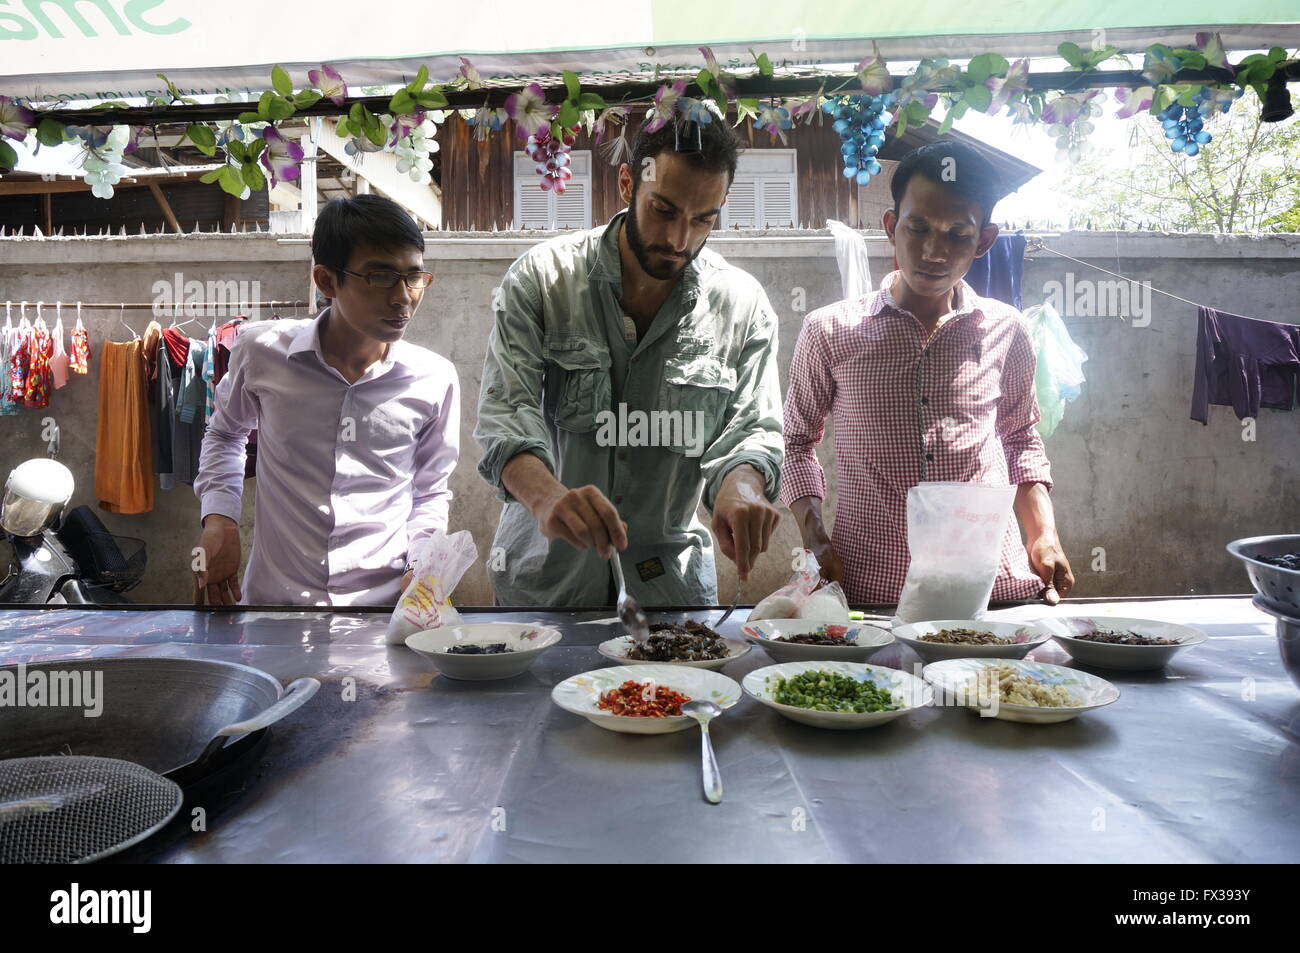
[195,308,460,606]
[780,272,1053,605]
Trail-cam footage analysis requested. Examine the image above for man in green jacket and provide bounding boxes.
[475,117,783,606]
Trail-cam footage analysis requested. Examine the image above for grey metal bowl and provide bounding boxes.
[1226,535,1300,617]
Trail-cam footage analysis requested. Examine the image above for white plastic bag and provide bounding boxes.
[748,549,851,623]
[385,530,478,645]
[827,219,873,300]
[1025,302,1088,439]
[892,483,1016,625]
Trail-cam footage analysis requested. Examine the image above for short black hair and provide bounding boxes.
[629,114,739,193]
[890,141,1001,228]
[311,194,425,281]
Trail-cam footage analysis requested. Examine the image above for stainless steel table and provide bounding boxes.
[1,597,1296,863]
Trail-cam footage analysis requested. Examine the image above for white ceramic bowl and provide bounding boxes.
[741,619,894,663]
[551,664,742,734]
[922,657,1120,724]
[405,623,562,680]
[1026,616,1207,670]
[742,660,932,730]
[891,619,1052,664]
[597,635,750,670]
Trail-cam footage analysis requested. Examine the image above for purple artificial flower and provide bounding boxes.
[0,96,34,141]
[1041,89,1099,126]
[260,126,304,186]
[856,42,892,95]
[505,83,553,138]
[308,64,346,106]
[644,80,686,133]
[1112,86,1155,119]
[986,58,1029,115]
[459,57,483,89]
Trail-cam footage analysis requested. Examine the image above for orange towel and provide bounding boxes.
[96,336,154,514]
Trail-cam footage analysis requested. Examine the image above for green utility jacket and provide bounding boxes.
[474,210,784,606]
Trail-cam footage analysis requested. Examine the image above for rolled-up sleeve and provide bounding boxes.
[700,289,784,512]
[779,313,834,506]
[194,333,258,524]
[406,366,460,547]
[999,323,1054,490]
[473,255,556,502]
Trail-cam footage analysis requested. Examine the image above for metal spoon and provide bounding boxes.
[715,580,743,627]
[610,553,651,644]
[680,699,723,804]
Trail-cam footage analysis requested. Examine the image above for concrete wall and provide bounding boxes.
[1,229,1297,606]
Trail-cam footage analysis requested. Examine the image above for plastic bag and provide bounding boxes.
[748,549,851,623]
[385,530,478,645]
[892,483,1016,625]
[826,219,873,300]
[1025,302,1088,439]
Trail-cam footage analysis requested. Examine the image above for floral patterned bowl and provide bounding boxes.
[551,664,742,734]
[922,658,1120,724]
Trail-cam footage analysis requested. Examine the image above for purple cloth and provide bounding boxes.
[1192,306,1300,423]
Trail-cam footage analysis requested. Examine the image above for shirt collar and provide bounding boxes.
[877,270,978,323]
[588,209,704,304]
[288,306,410,373]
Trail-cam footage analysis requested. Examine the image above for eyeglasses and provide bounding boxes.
[340,269,435,290]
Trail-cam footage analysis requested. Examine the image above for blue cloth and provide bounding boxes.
[964,234,1026,310]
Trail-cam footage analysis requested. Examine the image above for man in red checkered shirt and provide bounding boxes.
[781,142,1074,607]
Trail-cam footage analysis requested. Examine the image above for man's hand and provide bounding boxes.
[536,484,628,559]
[808,537,845,585]
[1027,534,1074,605]
[712,465,780,582]
[788,495,842,584]
[193,514,243,605]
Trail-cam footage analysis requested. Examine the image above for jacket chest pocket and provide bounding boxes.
[544,335,612,433]
[659,355,737,457]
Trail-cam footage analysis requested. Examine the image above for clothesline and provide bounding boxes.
[1025,238,1206,311]
[3,300,313,311]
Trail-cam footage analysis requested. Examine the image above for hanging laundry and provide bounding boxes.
[96,334,155,514]
[22,319,53,409]
[8,318,30,402]
[1024,300,1089,438]
[964,233,1027,309]
[0,319,18,416]
[201,324,217,421]
[170,336,208,485]
[211,316,258,479]
[1192,306,1300,423]
[69,317,91,374]
[49,316,71,389]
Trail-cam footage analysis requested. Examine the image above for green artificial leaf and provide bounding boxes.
[350,103,366,124]
[91,101,131,110]
[696,68,712,92]
[895,112,909,137]
[1268,47,1287,62]
[906,100,931,122]
[242,162,266,191]
[186,123,216,155]
[578,92,605,110]
[226,139,247,162]
[734,97,759,126]
[1153,86,1177,112]
[267,96,296,121]
[293,90,322,109]
[563,70,580,101]
[966,53,1002,85]
[334,117,353,138]
[156,72,182,98]
[389,89,416,114]
[364,119,386,147]
[1176,51,1206,71]
[937,101,960,135]
[36,118,65,147]
[218,164,246,197]
[248,138,266,159]
[963,83,992,111]
[237,111,263,125]
[272,65,293,97]
[750,48,773,77]
[199,167,223,184]
[414,89,448,108]
[1057,42,1084,68]
[1176,85,1199,107]
[257,90,274,120]
[558,101,579,128]
[0,140,17,170]
[408,64,429,93]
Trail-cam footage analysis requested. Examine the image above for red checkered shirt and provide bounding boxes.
[780,272,1053,606]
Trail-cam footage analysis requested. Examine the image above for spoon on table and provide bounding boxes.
[680,699,723,804]
[610,553,650,644]
[715,580,744,627]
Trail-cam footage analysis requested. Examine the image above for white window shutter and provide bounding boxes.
[513,151,592,229]
[554,178,589,229]
[723,179,757,228]
[761,177,796,226]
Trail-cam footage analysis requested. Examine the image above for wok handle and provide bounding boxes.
[194,677,321,768]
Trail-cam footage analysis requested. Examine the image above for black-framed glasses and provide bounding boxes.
[340,269,435,290]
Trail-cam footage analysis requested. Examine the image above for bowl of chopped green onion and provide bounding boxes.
[742,661,932,729]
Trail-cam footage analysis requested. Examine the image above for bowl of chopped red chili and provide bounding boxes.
[741,620,893,663]
[551,664,742,734]
[1026,617,1206,671]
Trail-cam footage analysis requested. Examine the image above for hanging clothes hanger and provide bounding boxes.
[75,301,84,333]
[35,301,46,331]
[117,303,139,341]
[19,301,30,329]
[169,300,197,334]
[4,301,11,331]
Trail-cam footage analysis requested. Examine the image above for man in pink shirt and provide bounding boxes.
[781,142,1074,607]
[192,195,459,606]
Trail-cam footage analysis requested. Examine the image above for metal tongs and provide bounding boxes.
[610,554,651,644]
